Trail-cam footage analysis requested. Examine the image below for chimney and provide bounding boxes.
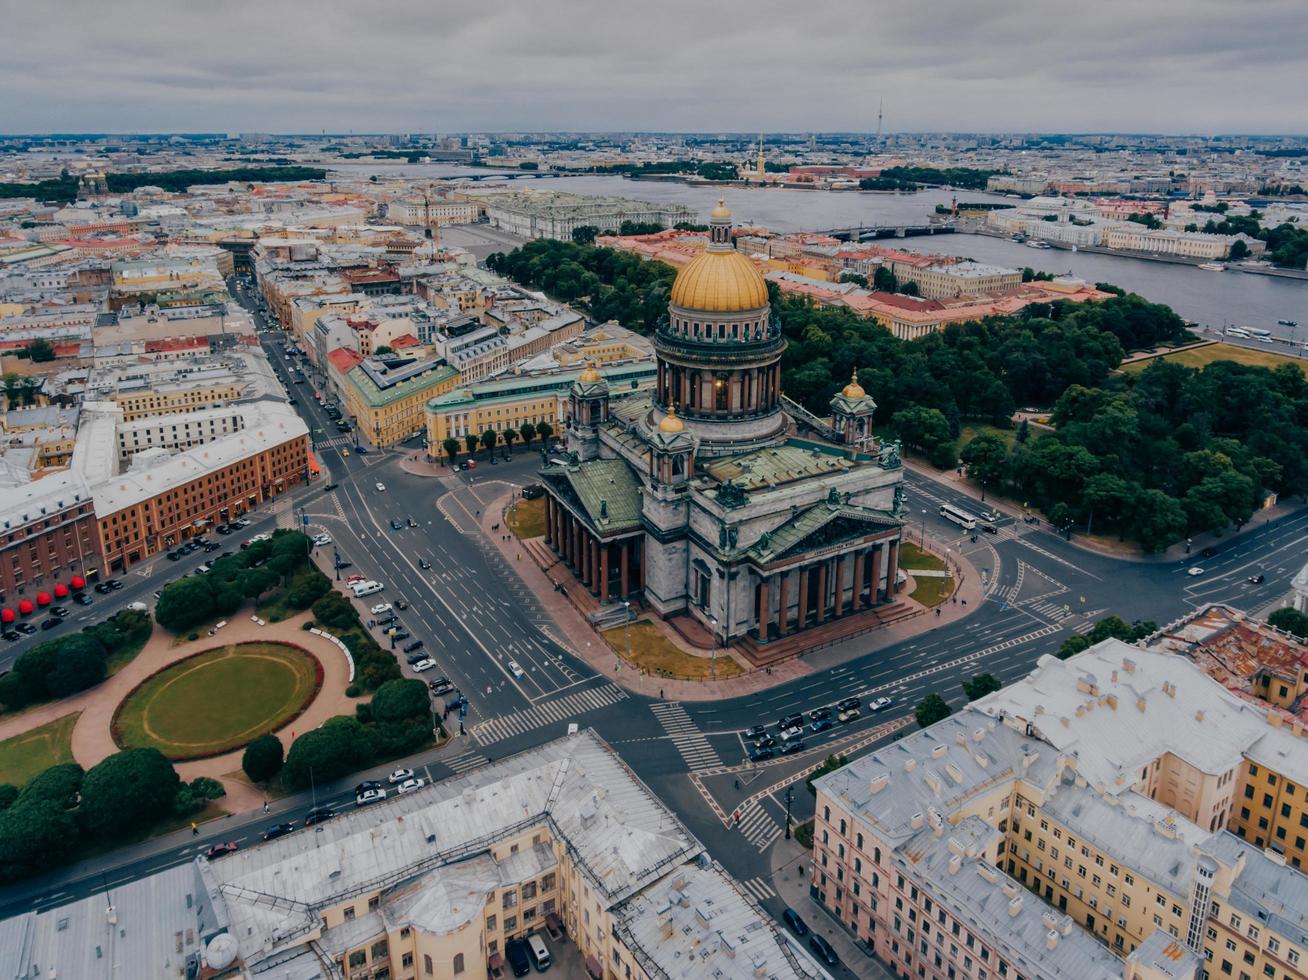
[1122,658,1136,674]
[1136,696,1147,713]
[910,812,925,829]
[931,744,948,759]
[870,773,890,794]
[1045,929,1059,951]
[904,758,917,773]
[948,854,962,875]
[1195,710,1205,723]
[1007,896,1024,917]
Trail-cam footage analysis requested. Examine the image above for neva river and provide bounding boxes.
[333,163,1307,337]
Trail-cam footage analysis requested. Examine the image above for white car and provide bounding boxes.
[370,602,393,616]
[388,767,414,785]
[396,777,426,795]
[313,533,332,547]
[411,658,437,672]
[1187,566,1205,577]
[376,482,386,492]
[355,787,387,806]
[779,725,804,742]
[868,697,894,712]
[508,660,525,679]
[196,563,211,574]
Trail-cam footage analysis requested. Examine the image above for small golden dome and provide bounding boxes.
[669,248,769,312]
[710,197,731,221]
[842,367,866,400]
[578,359,601,384]
[658,404,685,433]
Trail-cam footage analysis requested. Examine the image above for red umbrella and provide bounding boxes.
[70,575,86,591]
[53,583,69,599]
[36,592,51,606]
[0,608,13,624]
[17,599,34,615]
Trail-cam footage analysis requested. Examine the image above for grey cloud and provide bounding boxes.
[1,0,1305,133]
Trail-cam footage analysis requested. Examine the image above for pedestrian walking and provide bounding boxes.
[263,800,270,814]
[191,822,199,836]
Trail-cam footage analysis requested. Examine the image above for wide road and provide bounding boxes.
[5,276,1306,977]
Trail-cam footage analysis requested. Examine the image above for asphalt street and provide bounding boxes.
[5,276,1308,977]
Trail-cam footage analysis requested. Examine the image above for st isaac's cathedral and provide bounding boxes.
[538,200,906,654]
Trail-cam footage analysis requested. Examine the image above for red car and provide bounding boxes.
[205,841,239,860]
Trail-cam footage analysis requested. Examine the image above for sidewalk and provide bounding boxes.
[476,486,986,703]
[770,836,894,980]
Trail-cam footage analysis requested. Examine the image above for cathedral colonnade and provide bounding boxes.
[752,537,900,641]
[543,496,643,601]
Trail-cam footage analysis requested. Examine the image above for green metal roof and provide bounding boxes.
[704,441,857,490]
[347,362,458,409]
[427,361,655,411]
[546,458,643,535]
[746,501,900,564]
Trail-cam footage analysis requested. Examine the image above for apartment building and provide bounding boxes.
[0,471,102,604]
[812,640,1308,980]
[1100,227,1265,260]
[0,731,825,980]
[341,354,459,448]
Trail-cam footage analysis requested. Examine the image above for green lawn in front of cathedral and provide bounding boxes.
[0,712,79,787]
[602,621,745,681]
[508,497,547,539]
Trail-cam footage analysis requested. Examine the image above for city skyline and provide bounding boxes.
[4,0,1307,135]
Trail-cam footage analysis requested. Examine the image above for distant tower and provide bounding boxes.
[876,98,884,145]
[756,134,765,178]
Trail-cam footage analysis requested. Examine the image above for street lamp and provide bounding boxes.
[920,508,927,547]
[784,785,794,840]
[623,600,632,669]
[708,615,720,680]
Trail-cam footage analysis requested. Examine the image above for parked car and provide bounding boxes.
[205,842,239,860]
[370,602,392,616]
[504,939,531,978]
[355,787,387,806]
[391,630,411,641]
[403,639,425,654]
[744,725,767,740]
[313,533,332,547]
[388,767,415,784]
[749,745,775,762]
[810,717,834,734]
[808,934,839,968]
[782,907,809,937]
[304,806,335,826]
[40,617,61,631]
[780,739,806,755]
[868,697,893,712]
[73,593,93,606]
[15,622,36,635]
[429,678,454,695]
[406,652,431,665]
[166,551,182,561]
[3,631,20,642]
[95,582,114,594]
[411,658,437,673]
[261,822,295,841]
[49,606,69,618]
[107,579,123,590]
[397,777,425,795]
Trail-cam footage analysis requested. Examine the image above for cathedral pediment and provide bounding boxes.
[748,502,900,565]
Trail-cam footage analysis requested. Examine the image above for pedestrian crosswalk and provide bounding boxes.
[441,747,490,774]
[736,802,784,851]
[470,683,629,745]
[316,436,353,450]
[1027,598,1072,621]
[650,702,723,771]
[740,876,778,904]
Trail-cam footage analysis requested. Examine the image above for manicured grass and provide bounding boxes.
[0,712,79,786]
[601,621,744,680]
[909,575,955,607]
[899,541,946,572]
[1121,342,1308,377]
[114,642,321,760]
[508,496,547,539]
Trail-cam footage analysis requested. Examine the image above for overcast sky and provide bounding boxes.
[4,0,1306,135]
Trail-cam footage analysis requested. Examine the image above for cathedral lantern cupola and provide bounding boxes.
[649,405,696,488]
[566,360,609,461]
[830,367,877,450]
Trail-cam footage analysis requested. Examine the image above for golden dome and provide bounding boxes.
[658,404,685,433]
[842,367,866,400]
[710,197,732,221]
[578,359,602,384]
[669,248,769,312]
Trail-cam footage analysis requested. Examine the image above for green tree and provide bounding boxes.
[240,567,281,601]
[1228,239,1250,261]
[899,280,920,297]
[0,800,79,881]
[154,576,217,633]
[78,748,181,839]
[1015,418,1031,444]
[374,345,394,355]
[19,763,84,809]
[442,437,460,464]
[282,716,373,789]
[892,406,951,454]
[915,693,953,728]
[43,634,108,698]
[369,678,430,722]
[1268,607,1308,639]
[481,428,498,457]
[464,433,479,455]
[535,421,554,445]
[872,266,898,292]
[311,591,358,630]
[26,339,56,362]
[960,433,1009,487]
[242,734,284,783]
[571,225,599,245]
[501,427,518,452]
[518,422,536,446]
[961,673,1002,701]
[0,785,16,812]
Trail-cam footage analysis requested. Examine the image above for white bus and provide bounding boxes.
[939,503,980,530]
[1225,326,1251,339]
[1244,327,1273,342]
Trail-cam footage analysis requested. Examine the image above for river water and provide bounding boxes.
[333,163,1307,336]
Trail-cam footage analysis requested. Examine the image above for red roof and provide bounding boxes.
[327,348,364,375]
[146,337,209,353]
[389,333,421,349]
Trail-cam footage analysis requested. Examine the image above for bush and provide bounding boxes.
[19,763,84,809]
[282,716,372,790]
[189,776,226,800]
[369,678,430,722]
[78,748,181,839]
[312,592,359,630]
[0,799,79,882]
[241,734,284,784]
[187,632,200,642]
[154,576,217,634]
[0,784,17,812]
[355,702,373,724]
[368,718,431,758]
[915,693,953,728]
[172,786,204,816]
[345,684,361,697]
[302,621,316,631]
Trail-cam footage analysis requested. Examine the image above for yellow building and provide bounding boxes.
[425,361,656,454]
[343,355,460,448]
[111,381,245,421]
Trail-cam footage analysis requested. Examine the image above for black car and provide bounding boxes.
[418,559,431,570]
[753,734,776,749]
[406,517,418,527]
[782,907,809,937]
[778,713,804,731]
[304,806,335,826]
[744,725,767,740]
[15,622,37,635]
[521,484,545,500]
[403,639,424,654]
[808,933,839,968]
[204,543,220,552]
[391,630,411,641]
[809,707,832,723]
[74,593,93,606]
[376,615,398,627]
[1248,574,1266,584]
[39,619,59,632]
[335,560,353,570]
[406,652,430,665]
[389,519,403,530]
[749,745,775,762]
[216,524,232,534]
[1201,546,1218,558]
[261,822,296,841]
[429,678,454,695]
[836,697,861,713]
[2,631,19,642]
[780,739,805,755]
[95,583,113,594]
[166,551,182,561]
[504,939,531,978]
[323,483,339,492]
[107,580,123,591]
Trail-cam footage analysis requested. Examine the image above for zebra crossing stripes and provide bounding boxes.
[650,702,724,771]
[1028,599,1072,622]
[470,683,629,745]
[441,748,489,774]
[736,802,783,851]
[315,436,353,450]
[740,876,778,904]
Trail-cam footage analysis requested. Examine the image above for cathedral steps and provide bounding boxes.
[736,599,924,667]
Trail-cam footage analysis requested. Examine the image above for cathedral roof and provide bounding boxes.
[669,248,769,312]
[703,441,856,490]
[540,458,642,535]
[745,501,901,565]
